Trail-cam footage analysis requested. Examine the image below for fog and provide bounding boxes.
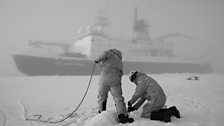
[0,0,224,76]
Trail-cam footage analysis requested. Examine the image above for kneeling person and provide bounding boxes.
[127,71,180,122]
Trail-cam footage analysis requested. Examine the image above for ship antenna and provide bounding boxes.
[133,6,138,33]
[134,6,138,25]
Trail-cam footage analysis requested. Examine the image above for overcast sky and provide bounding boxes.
[0,0,224,76]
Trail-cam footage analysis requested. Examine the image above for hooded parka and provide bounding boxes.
[129,72,166,118]
[95,49,127,115]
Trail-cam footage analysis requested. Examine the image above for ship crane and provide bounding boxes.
[28,40,70,52]
[150,33,193,43]
[145,33,193,57]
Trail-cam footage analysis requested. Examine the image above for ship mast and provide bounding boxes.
[132,7,150,43]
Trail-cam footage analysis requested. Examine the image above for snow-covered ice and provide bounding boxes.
[0,74,224,126]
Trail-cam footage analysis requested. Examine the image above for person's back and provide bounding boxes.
[145,75,166,99]
[97,49,124,87]
[98,49,123,70]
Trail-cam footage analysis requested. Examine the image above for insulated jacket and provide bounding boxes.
[129,72,166,109]
[96,49,124,87]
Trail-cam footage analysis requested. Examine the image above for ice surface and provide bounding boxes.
[0,74,224,126]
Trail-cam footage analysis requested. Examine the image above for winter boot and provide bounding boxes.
[150,110,164,121]
[98,100,107,113]
[150,109,172,123]
[168,106,181,118]
[162,109,172,123]
[118,114,134,123]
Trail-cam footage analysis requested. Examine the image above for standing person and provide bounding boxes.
[127,71,180,122]
[94,49,134,124]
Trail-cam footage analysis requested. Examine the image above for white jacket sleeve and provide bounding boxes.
[133,97,146,109]
[129,79,148,105]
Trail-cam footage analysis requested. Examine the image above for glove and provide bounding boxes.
[128,101,132,107]
[128,106,136,112]
[94,60,99,63]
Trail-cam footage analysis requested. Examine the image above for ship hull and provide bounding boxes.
[12,54,212,76]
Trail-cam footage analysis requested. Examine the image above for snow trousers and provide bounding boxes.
[141,94,166,118]
[98,84,127,115]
